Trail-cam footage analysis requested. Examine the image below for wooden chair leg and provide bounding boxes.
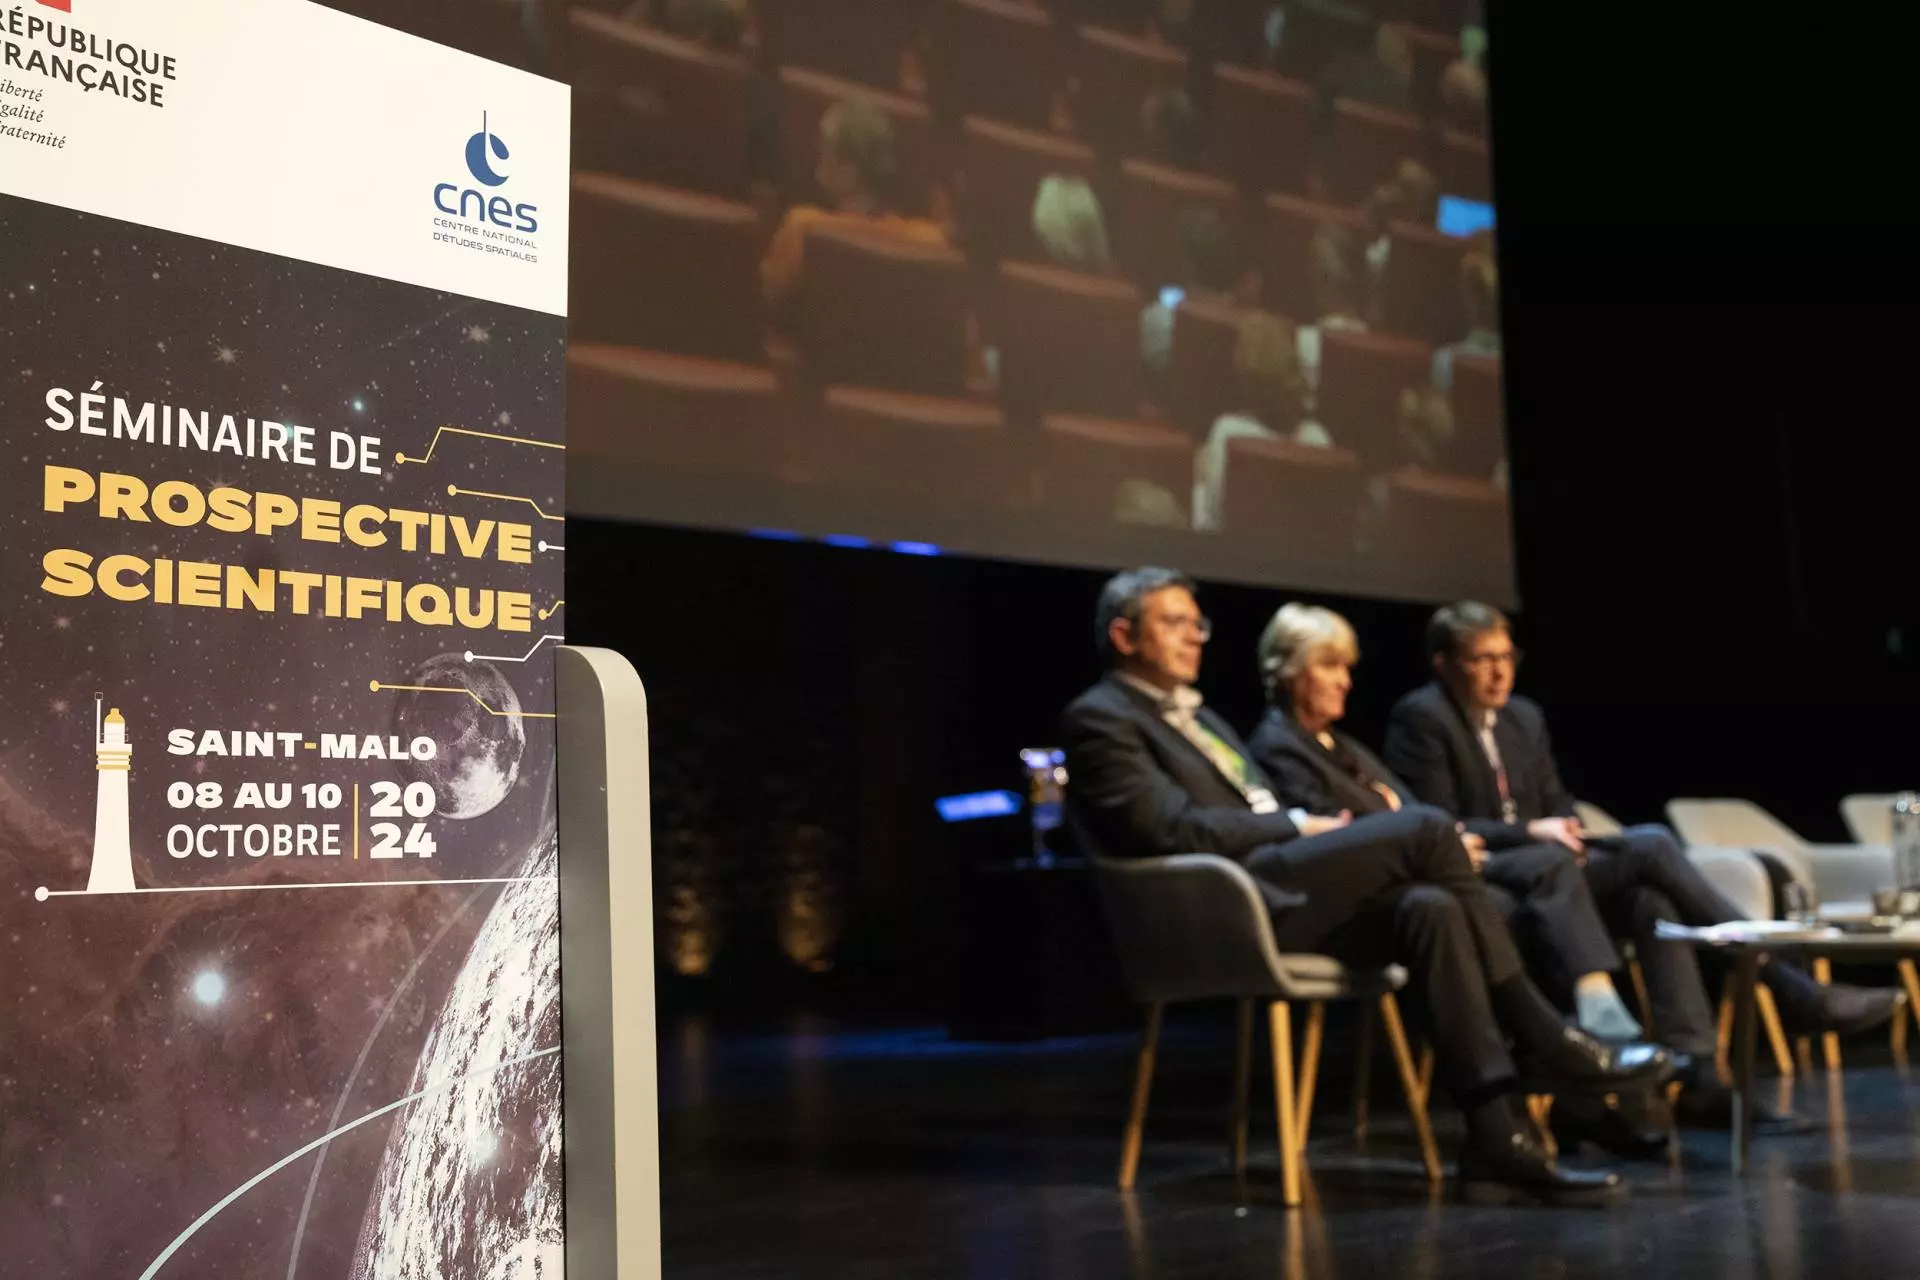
[1295,1002,1326,1154]
[1813,956,1842,1071]
[1269,1001,1303,1208]
[1716,993,1734,1076]
[1898,959,1920,1031]
[1352,999,1375,1142]
[1526,1095,1557,1159]
[1627,957,1655,1034]
[1230,998,1253,1176]
[1119,1002,1162,1191]
[1755,985,1794,1077]
[1379,993,1443,1184]
[1895,960,1920,1066]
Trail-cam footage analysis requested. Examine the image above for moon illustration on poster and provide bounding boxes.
[389,654,527,819]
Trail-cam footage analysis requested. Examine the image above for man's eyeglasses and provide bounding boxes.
[1458,648,1523,671]
[1148,613,1213,642]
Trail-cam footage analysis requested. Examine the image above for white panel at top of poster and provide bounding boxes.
[0,0,569,316]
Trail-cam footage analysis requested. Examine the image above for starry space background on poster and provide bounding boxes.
[0,192,568,1278]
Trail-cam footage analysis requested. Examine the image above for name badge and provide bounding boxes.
[1247,787,1279,815]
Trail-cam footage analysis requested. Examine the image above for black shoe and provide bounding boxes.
[1776,983,1905,1038]
[1549,1098,1672,1161]
[1458,1128,1629,1205]
[1670,1076,1814,1134]
[1515,1025,1677,1096]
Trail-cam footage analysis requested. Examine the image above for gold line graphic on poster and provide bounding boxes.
[368,678,559,719]
[536,599,564,620]
[393,424,566,467]
[445,483,565,521]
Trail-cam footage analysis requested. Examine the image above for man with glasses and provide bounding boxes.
[1062,568,1674,1200]
[1384,600,1904,1128]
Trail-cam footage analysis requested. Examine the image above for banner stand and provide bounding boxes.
[557,645,662,1278]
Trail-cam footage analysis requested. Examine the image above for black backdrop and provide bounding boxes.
[562,3,1918,1013]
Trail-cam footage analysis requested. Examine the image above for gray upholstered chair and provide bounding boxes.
[1569,801,1796,1075]
[1667,797,1893,917]
[1091,853,1440,1206]
[1840,793,1896,846]
[1667,797,1911,1071]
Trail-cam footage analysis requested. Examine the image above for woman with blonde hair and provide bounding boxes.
[1245,601,1672,1151]
[1246,603,1410,816]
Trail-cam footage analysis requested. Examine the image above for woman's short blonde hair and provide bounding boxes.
[1032,174,1112,272]
[1258,603,1359,699]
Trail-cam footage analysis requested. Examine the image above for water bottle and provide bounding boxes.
[1022,747,1066,867]
[1895,792,1920,890]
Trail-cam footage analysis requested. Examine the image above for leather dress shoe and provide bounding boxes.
[1671,1076,1814,1133]
[1459,1129,1629,1205]
[1777,983,1905,1038]
[1549,1098,1672,1160]
[1515,1025,1677,1095]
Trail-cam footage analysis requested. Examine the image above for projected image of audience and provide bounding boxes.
[558,0,1507,602]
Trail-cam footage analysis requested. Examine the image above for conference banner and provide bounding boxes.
[0,3,571,1275]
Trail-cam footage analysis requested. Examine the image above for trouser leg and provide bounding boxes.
[1615,886,1718,1056]
[1256,805,1527,985]
[1582,827,1754,1054]
[1481,842,1623,997]
[1289,881,1518,1101]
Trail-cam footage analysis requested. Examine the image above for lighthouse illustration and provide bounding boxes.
[87,695,136,894]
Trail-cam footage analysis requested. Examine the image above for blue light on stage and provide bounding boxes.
[935,790,1022,822]
[1437,194,1495,238]
[745,530,944,556]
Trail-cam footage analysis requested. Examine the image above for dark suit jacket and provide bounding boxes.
[1246,708,1412,818]
[1382,682,1577,849]
[1061,675,1305,908]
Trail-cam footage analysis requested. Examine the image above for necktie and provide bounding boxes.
[1478,721,1518,824]
[1161,691,1277,814]
[1192,720,1253,790]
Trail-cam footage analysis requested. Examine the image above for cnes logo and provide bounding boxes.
[433,112,539,234]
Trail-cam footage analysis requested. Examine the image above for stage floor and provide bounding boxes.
[659,1011,1920,1278]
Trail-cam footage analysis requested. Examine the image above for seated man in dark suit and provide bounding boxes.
[1247,601,1671,1158]
[1062,567,1672,1199]
[1381,600,1904,1124]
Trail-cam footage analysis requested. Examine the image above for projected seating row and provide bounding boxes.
[570,172,1503,475]
[570,340,1507,570]
[564,11,1491,207]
